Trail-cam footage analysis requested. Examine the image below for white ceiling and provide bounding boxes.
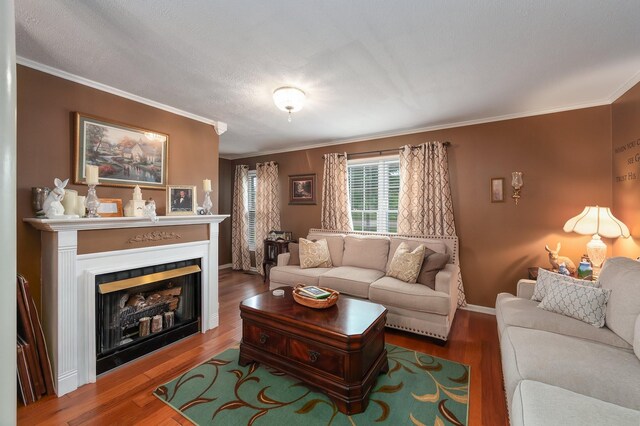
[15,1,640,158]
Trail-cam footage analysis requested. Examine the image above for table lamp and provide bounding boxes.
[563,206,630,276]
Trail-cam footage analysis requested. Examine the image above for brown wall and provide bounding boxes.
[218,158,233,266]
[231,106,613,307]
[17,66,220,309]
[612,81,640,257]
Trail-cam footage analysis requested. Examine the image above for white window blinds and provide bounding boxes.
[247,170,257,250]
[348,157,400,233]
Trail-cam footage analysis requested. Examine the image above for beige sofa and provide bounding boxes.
[269,228,461,341]
[496,257,640,426]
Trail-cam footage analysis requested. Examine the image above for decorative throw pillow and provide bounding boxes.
[299,238,333,269]
[417,251,451,290]
[538,281,611,327]
[386,242,426,283]
[531,268,599,302]
[287,242,300,266]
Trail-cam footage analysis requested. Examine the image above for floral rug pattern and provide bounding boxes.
[154,344,469,425]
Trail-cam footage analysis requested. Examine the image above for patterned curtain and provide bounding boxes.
[321,153,353,231]
[398,142,467,306]
[255,161,281,276]
[231,165,251,271]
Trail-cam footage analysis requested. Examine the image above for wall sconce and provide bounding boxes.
[511,172,523,205]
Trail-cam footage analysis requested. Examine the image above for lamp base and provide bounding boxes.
[586,234,606,279]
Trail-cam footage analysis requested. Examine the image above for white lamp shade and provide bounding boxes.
[563,206,630,238]
[273,86,305,112]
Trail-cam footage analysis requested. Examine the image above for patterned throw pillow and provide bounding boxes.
[386,242,426,283]
[538,281,611,327]
[299,238,333,269]
[531,268,599,302]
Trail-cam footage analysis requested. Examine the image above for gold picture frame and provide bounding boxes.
[74,112,169,189]
[97,198,123,217]
[490,177,505,203]
[167,185,197,215]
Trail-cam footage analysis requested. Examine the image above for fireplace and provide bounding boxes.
[95,259,201,374]
[25,215,228,396]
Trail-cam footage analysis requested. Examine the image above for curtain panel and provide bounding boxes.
[398,142,466,306]
[255,161,281,276]
[231,165,251,271]
[321,153,353,231]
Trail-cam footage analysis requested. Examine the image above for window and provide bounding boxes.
[247,170,257,250]
[348,157,400,233]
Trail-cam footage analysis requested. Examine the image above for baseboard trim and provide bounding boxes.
[461,304,496,315]
[218,263,232,270]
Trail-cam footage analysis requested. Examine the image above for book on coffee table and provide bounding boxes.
[297,286,332,299]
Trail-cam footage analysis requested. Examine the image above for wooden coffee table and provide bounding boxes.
[239,286,388,415]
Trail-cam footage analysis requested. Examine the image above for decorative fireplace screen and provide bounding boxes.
[95,259,201,374]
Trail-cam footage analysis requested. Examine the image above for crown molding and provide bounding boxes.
[17,56,227,132]
[221,99,609,160]
[607,69,640,104]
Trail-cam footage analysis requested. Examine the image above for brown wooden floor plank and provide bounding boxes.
[18,270,507,425]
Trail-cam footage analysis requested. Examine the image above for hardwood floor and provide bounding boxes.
[18,270,508,425]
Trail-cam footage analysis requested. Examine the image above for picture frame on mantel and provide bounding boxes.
[289,174,316,205]
[97,198,123,217]
[74,112,169,189]
[167,185,197,215]
[490,177,505,203]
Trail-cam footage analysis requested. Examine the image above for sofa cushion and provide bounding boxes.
[385,237,447,271]
[318,266,384,299]
[342,235,390,272]
[532,268,599,302]
[599,257,640,346]
[269,265,332,287]
[369,276,450,315]
[538,281,611,327]
[501,326,640,410]
[288,242,300,265]
[307,233,345,266]
[511,380,640,426]
[495,293,632,350]
[417,251,450,290]
[299,238,332,269]
[386,242,425,283]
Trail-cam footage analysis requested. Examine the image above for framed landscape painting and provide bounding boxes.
[289,174,316,205]
[74,113,169,188]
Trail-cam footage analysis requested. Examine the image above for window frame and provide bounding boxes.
[347,155,400,234]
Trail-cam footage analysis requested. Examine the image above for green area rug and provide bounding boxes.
[154,344,469,425]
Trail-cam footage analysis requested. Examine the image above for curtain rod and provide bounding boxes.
[344,141,451,158]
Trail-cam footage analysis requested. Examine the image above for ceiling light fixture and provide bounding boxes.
[273,86,305,122]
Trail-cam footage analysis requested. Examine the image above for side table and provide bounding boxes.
[262,239,290,282]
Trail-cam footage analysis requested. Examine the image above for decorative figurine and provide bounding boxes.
[124,185,146,217]
[577,254,593,279]
[545,243,577,275]
[558,263,571,276]
[42,178,79,219]
[143,197,158,222]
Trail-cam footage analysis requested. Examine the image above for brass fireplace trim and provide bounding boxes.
[98,265,201,294]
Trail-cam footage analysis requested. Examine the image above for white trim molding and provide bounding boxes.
[17,56,227,134]
[461,304,496,315]
[219,263,232,270]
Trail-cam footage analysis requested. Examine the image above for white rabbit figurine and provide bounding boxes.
[42,178,77,218]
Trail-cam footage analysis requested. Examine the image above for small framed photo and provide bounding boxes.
[490,177,505,203]
[289,174,316,205]
[97,198,123,217]
[167,185,197,215]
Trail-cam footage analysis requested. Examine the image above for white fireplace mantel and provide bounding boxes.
[26,214,228,397]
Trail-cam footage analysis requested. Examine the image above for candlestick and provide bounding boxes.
[203,179,212,192]
[202,191,213,215]
[85,184,101,218]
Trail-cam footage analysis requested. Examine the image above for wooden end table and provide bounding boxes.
[239,287,388,415]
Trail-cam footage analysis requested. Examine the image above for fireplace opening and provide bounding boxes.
[95,259,201,374]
